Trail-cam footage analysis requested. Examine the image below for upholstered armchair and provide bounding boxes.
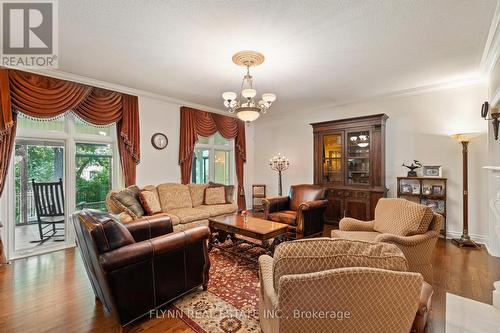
[259,238,424,333]
[72,209,210,328]
[331,198,443,283]
[262,184,328,238]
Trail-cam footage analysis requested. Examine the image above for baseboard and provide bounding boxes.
[446,231,489,245]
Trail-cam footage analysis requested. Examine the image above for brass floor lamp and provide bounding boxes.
[450,133,480,248]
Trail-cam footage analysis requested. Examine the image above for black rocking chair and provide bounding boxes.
[32,178,65,243]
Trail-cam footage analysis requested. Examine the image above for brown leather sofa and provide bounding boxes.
[72,209,210,328]
[262,184,328,238]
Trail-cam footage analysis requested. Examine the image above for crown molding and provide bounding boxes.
[9,67,230,116]
[480,0,500,74]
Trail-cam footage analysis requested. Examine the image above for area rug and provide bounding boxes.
[172,241,267,333]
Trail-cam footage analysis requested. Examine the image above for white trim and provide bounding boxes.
[446,230,489,245]
[9,67,231,116]
[9,244,75,262]
[480,0,500,74]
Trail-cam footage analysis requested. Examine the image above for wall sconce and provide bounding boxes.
[481,101,499,140]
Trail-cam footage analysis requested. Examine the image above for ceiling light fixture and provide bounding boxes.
[222,50,276,123]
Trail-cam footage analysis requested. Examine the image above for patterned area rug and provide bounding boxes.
[173,241,267,333]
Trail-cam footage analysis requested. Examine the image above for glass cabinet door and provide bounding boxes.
[346,130,371,185]
[322,133,343,183]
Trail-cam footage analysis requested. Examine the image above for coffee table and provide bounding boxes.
[208,214,288,257]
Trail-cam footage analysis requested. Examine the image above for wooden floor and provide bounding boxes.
[0,232,499,332]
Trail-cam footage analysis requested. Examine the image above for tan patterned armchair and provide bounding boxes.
[331,198,443,283]
[259,238,423,333]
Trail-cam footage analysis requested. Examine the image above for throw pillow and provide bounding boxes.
[209,181,235,203]
[91,217,135,253]
[110,185,145,219]
[139,189,162,215]
[204,186,226,205]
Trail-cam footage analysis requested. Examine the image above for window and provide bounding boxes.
[192,133,234,185]
[9,112,118,257]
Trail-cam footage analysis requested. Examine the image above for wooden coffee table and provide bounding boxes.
[208,214,288,257]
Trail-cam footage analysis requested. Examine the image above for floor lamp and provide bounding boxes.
[451,133,481,248]
[269,153,290,196]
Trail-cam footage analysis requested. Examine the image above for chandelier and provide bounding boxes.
[222,51,276,122]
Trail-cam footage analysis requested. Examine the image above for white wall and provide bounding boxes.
[135,95,256,208]
[252,84,489,240]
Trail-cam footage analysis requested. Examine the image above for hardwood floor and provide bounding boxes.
[0,234,499,332]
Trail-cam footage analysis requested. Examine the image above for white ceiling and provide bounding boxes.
[59,0,497,113]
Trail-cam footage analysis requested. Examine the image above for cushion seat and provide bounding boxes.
[168,208,210,224]
[268,210,297,225]
[198,203,238,217]
[331,230,380,242]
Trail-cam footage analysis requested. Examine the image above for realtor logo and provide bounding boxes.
[1,0,58,68]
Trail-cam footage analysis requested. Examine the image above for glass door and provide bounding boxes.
[346,130,371,185]
[13,139,66,253]
[321,133,343,184]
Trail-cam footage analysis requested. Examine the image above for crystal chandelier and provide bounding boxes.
[222,51,276,122]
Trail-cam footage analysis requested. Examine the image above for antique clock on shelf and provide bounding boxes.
[311,114,388,224]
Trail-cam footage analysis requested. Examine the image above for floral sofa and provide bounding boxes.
[106,183,238,231]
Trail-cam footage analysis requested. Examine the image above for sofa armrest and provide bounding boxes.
[339,218,375,231]
[298,199,328,211]
[263,196,290,218]
[295,200,328,235]
[100,226,210,272]
[124,213,173,242]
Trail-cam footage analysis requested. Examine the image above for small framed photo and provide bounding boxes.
[412,184,421,195]
[432,185,443,195]
[422,186,432,195]
[401,184,412,194]
[423,166,442,177]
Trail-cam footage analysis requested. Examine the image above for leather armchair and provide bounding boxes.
[259,238,424,333]
[72,209,210,328]
[332,198,443,283]
[262,184,328,238]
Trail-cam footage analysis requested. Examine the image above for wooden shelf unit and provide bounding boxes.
[397,176,447,238]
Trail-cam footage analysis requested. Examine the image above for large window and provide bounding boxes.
[192,133,234,185]
[8,113,118,257]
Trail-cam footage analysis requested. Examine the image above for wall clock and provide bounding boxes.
[151,133,168,150]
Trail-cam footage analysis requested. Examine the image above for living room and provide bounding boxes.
[0,1,500,332]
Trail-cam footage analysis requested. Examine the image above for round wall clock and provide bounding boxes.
[151,133,168,150]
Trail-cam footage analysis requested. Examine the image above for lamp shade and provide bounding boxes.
[451,133,481,142]
[241,88,257,99]
[222,91,237,101]
[237,110,260,122]
[262,93,276,103]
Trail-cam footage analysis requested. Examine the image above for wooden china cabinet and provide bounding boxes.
[311,114,388,224]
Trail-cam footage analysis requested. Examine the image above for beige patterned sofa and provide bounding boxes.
[331,198,443,283]
[106,183,238,232]
[259,238,423,333]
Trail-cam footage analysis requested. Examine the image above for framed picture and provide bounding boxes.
[432,185,443,195]
[423,166,442,177]
[412,184,421,195]
[422,186,432,195]
[401,184,412,194]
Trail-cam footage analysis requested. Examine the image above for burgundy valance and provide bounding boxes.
[179,106,246,210]
[0,68,141,196]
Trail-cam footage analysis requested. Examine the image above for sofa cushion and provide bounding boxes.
[157,183,193,212]
[209,181,235,203]
[204,186,226,205]
[139,189,162,215]
[164,213,180,226]
[198,203,238,217]
[331,230,380,242]
[83,211,135,254]
[373,198,433,236]
[272,238,408,290]
[268,210,297,225]
[188,183,209,207]
[168,208,210,224]
[108,185,145,219]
